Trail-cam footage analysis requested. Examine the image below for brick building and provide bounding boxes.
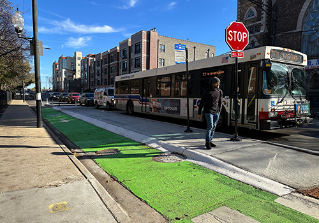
[237,0,319,116]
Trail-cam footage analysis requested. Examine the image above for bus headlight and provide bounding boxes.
[268,111,277,118]
[111,98,114,103]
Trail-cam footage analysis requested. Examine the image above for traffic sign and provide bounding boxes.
[175,44,186,50]
[225,22,249,51]
[231,51,244,58]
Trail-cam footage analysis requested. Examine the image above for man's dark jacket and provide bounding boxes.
[198,84,223,115]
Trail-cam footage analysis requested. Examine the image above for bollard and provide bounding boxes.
[46,98,49,105]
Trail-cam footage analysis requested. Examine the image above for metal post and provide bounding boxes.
[22,80,25,102]
[32,0,42,127]
[184,48,193,133]
[231,57,241,141]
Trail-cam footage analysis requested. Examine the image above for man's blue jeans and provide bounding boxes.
[204,113,220,142]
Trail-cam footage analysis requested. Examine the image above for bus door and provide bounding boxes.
[242,63,259,127]
[231,64,243,124]
[141,78,150,113]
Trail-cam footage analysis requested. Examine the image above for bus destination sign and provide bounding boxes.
[270,49,303,63]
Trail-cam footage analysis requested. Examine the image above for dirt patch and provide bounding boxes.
[298,188,319,199]
[95,149,120,156]
[152,152,186,163]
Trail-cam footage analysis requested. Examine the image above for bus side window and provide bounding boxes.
[157,75,171,97]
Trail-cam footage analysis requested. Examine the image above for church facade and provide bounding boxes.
[237,0,319,116]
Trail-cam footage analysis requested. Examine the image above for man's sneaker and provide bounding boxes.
[205,142,211,150]
[210,142,216,147]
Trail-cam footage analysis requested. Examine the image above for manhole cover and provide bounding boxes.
[152,152,186,163]
[298,188,319,199]
[95,149,119,156]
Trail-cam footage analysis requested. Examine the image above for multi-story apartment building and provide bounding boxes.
[119,29,215,75]
[109,47,119,86]
[95,53,102,88]
[119,39,131,75]
[102,50,110,87]
[89,57,96,90]
[52,51,82,92]
[81,54,95,92]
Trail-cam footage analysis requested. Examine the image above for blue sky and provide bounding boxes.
[10,0,237,89]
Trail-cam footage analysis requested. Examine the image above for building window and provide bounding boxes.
[104,78,108,85]
[62,59,67,69]
[111,66,114,73]
[245,7,257,20]
[135,42,141,54]
[97,80,100,86]
[131,59,134,67]
[104,57,108,65]
[111,55,114,63]
[302,0,319,57]
[122,48,127,59]
[85,64,87,71]
[135,57,141,68]
[97,70,100,76]
[160,44,165,52]
[111,77,114,85]
[97,60,100,67]
[77,57,81,60]
[104,68,107,75]
[122,61,127,71]
[159,58,165,67]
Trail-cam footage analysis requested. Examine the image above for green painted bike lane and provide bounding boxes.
[43,108,319,223]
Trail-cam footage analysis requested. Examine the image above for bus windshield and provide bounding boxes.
[263,63,288,95]
[263,63,307,96]
[290,66,306,96]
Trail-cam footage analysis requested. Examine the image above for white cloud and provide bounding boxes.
[167,2,177,10]
[66,37,92,48]
[121,0,138,9]
[52,19,119,34]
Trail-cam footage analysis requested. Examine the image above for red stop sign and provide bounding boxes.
[225,22,249,51]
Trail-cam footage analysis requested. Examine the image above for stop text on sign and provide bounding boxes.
[227,31,248,42]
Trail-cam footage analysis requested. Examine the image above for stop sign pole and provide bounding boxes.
[225,22,249,142]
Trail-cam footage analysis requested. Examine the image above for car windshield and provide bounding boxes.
[108,89,114,96]
[53,93,60,96]
[290,66,306,96]
[63,93,68,96]
[86,93,94,97]
[263,63,288,95]
[72,94,80,96]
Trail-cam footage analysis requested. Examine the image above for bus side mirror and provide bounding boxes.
[261,59,271,71]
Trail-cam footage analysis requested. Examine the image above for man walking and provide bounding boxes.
[197,77,223,150]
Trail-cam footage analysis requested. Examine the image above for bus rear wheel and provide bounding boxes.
[127,101,134,115]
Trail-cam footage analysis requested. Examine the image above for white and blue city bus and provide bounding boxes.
[114,46,313,130]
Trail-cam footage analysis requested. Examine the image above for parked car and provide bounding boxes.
[79,93,94,106]
[67,92,81,104]
[59,92,69,102]
[49,92,60,100]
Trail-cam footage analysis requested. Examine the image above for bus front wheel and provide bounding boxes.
[127,101,134,115]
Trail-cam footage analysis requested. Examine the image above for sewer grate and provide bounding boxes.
[152,152,186,163]
[95,149,120,156]
[298,188,319,199]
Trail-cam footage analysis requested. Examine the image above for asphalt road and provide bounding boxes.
[28,97,319,153]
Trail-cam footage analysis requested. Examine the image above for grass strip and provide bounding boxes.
[43,108,319,222]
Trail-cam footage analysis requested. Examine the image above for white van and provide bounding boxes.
[94,87,115,110]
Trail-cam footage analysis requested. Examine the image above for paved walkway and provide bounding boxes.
[0,99,118,223]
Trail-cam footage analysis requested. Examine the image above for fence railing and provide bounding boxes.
[0,90,13,110]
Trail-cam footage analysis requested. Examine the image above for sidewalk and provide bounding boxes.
[0,99,119,223]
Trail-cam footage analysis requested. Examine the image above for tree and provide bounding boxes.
[0,0,32,90]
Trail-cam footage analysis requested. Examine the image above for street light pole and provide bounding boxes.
[32,0,42,128]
